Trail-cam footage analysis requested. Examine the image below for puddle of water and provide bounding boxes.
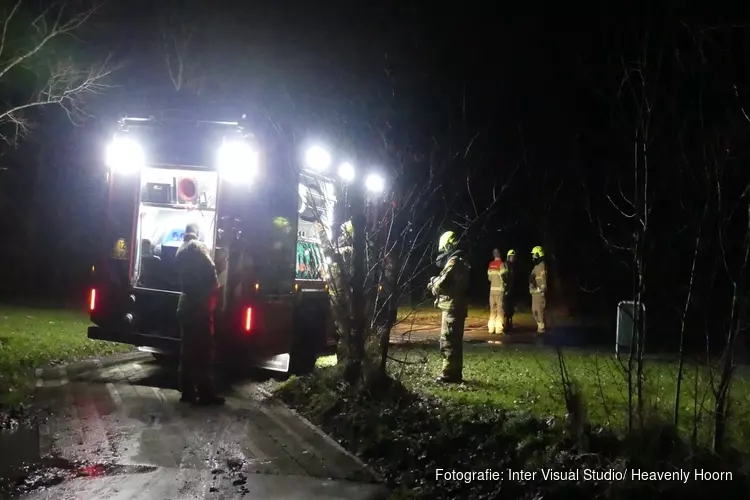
[0,426,40,477]
[0,425,157,497]
[0,425,45,498]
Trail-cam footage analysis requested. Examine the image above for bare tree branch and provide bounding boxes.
[0,1,112,143]
[161,16,196,92]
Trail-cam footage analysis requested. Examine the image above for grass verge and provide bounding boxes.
[388,344,750,452]
[277,348,750,499]
[0,306,132,409]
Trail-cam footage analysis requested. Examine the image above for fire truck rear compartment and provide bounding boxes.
[134,166,219,292]
[91,118,337,374]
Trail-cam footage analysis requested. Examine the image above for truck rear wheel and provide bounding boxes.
[289,344,317,374]
[152,353,178,365]
[290,296,329,374]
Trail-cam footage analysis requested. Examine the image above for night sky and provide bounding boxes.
[1,2,748,348]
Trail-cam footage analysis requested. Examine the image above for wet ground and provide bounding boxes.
[0,356,386,499]
[391,321,614,349]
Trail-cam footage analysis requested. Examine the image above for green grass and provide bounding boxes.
[388,343,750,452]
[0,306,132,407]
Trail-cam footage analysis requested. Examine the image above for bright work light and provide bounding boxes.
[365,173,385,193]
[217,139,259,183]
[106,136,145,174]
[338,162,355,182]
[304,145,331,172]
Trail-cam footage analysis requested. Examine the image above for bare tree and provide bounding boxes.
[160,9,202,94]
[303,124,509,386]
[370,167,509,374]
[584,51,659,433]
[0,0,112,143]
[709,91,750,452]
[673,191,708,427]
[575,20,750,453]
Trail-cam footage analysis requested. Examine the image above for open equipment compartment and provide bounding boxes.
[295,171,335,282]
[133,165,219,292]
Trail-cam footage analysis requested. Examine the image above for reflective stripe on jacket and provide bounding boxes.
[529,261,547,295]
[487,259,504,293]
[432,252,470,312]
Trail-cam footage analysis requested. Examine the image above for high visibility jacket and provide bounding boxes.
[487,259,504,293]
[529,261,547,295]
[430,250,470,312]
[328,257,350,304]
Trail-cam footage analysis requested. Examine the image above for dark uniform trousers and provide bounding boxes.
[177,304,216,398]
[502,292,515,327]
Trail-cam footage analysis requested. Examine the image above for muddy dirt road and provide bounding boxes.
[4,356,386,499]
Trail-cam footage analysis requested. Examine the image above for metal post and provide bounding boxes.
[616,300,645,358]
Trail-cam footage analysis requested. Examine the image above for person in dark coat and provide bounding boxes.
[175,223,224,405]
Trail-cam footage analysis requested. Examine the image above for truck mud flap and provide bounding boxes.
[88,326,180,353]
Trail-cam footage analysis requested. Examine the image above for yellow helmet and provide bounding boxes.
[343,220,353,235]
[531,245,544,258]
[507,249,516,257]
[438,231,457,252]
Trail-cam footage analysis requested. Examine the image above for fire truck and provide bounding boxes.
[87,115,338,373]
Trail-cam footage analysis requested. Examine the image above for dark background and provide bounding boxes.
[1,1,748,353]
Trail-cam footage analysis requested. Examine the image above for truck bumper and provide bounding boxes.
[88,326,180,353]
[87,326,291,372]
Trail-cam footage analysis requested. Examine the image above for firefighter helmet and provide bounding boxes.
[438,231,457,252]
[531,246,544,258]
[343,220,353,236]
[507,249,516,257]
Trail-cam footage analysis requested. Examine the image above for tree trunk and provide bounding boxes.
[713,202,750,453]
[379,253,398,374]
[713,327,737,455]
[346,195,367,383]
[674,205,704,427]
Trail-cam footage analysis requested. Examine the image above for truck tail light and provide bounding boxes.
[244,307,253,332]
[89,289,97,312]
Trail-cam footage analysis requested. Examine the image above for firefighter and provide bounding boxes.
[337,219,354,276]
[487,248,504,334]
[174,223,224,405]
[501,249,517,331]
[338,219,354,251]
[529,245,547,334]
[427,230,470,383]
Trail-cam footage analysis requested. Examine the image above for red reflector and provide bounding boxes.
[89,289,97,311]
[244,307,253,332]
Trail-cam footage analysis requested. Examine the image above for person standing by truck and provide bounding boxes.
[175,223,224,405]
